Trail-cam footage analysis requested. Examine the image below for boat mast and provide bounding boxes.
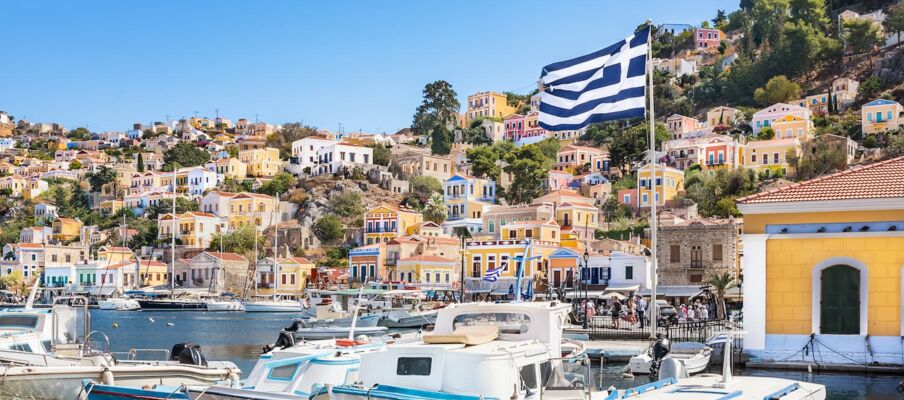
[272,193,280,300]
[646,21,659,339]
[170,164,177,297]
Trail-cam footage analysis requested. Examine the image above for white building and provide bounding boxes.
[35,203,58,223]
[315,143,373,175]
[751,103,812,134]
[186,166,219,196]
[291,136,337,172]
[20,227,52,244]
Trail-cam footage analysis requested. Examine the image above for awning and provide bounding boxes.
[637,285,703,298]
[563,290,606,299]
[723,286,742,298]
[603,284,640,293]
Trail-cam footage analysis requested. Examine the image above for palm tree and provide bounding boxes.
[704,272,736,320]
[422,194,448,224]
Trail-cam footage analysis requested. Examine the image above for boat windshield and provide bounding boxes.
[542,357,594,392]
[452,312,531,334]
[0,315,39,330]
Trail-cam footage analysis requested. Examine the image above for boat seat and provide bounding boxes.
[423,325,498,345]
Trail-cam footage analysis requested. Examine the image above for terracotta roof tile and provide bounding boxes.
[737,156,904,204]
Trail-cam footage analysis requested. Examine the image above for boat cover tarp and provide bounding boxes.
[423,325,499,345]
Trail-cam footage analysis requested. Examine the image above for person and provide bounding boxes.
[679,304,687,320]
[700,304,709,320]
[626,297,636,324]
[687,304,696,321]
[611,298,622,328]
[636,295,647,329]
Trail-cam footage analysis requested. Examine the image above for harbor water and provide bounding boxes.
[90,310,903,399]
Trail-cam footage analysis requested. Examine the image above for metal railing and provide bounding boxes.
[586,316,737,342]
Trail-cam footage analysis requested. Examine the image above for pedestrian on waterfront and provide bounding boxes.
[700,304,709,320]
[611,298,622,328]
[679,304,687,320]
[626,297,636,324]
[687,305,696,321]
[635,296,646,328]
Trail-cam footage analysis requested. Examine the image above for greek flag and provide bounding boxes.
[539,26,650,131]
[483,262,506,283]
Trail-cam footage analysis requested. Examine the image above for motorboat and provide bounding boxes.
[84,330,416,399]
[205,298,245,312]
[0,297,241,400]
[705,332,743,363]
[605,331,825,399]
[244,297,305,313]
[300,313,381,328]
[0,307,61,354]
[628,341,712,375]
[315,301,592,400]
[97,297,140,311]
[377,308,437,328]
[292,326,388,340]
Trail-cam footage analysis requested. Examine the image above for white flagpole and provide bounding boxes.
[646,20,659,340]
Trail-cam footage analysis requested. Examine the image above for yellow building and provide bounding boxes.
[770,115,812,140]
[443,174,496,221]
[396,255,457,287]
[99,199,124,217]
[51,217,83,242]
[364,205,423,244]
[861,99,902,134]
[210,157,248,179]
[464,226,562,282]
[620,164,684,208]
[157,211,225,248]
[464,91,518,126]
[743,138,801,176]
[706,106,741,127]
[257,257,315,295]
[225,193,278,229]
[737,156,904,365]
[97,246,134,263]
[239,147,282,177]
[532,190,600,240]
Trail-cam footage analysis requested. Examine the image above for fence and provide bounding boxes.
[586,316,738,342]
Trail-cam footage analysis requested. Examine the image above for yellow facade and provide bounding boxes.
[637,164,684,207]
[763,236,902,336]
[100,200,124,217]
[51,218,83,242]
[396,255,457,285]
[464,91,517,126]
[213,157,248,179]
[97,246,133,263]
[770,115,811,140]
[226,193,277,229]
[743,138,801,174]
[861,99,902,134]
[364,205,423,245]
[239,147,282,177]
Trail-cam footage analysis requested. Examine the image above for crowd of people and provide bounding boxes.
[578,295,717,329]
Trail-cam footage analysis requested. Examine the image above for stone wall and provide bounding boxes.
[656,219,741,285]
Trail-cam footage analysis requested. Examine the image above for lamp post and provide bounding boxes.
[581,249,590,329]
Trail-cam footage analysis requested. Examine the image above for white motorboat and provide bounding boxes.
[205,299,245,311]
[628,341,712,375]
[244,298,305,313]
[606,332,825,399]
[0,308,61,355]
[292,326,388,340]
[377,309,437,328]
[315,301,592,400]
[98,298,140,311]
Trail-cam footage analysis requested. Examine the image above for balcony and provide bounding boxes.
[365,227,391,234]
[689,260,704,269]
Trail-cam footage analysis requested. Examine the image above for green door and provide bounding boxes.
[820,265,860,335]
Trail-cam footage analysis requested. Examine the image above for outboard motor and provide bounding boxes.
[648,334,672,379]
[170,343,208,366]
[262,329,297,353]
[284,320,303,332]
[657,358,688,380]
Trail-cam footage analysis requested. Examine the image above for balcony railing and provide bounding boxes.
[689,260,704,268]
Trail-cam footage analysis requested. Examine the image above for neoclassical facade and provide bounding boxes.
[737,156,904,366]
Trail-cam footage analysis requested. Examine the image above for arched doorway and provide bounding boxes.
[820,265,860,335]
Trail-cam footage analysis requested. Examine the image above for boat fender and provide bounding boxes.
[227,369,240,388]
[101,367,115,385]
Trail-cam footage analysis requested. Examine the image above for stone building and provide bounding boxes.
[656,215,742,285]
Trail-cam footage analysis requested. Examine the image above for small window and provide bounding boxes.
[10,343,32,352]
[713,244,723,261]
[42,340,52,352]
[397,357,432,376]
[520,364,538,390]
[268,364,298,380]
[625,266,634,280]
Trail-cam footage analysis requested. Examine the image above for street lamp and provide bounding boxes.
[581,249,590,329]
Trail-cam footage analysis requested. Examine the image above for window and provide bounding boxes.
[774,153,779,164]
[453,312,531,334]
[751,154,757,163]
[820,265,860,334]
[691,245,703,268]
[9,344,32,352]
[397,357,432,376]
[670,245,680,262]
[712,244,723,261]
[520,364,539,391]
[268,364,299,380]
[471,255,481,277]
[625,265,633,280]
[690,274,703,283]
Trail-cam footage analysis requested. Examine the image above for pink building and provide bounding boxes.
[515,111,550,146]
[504,114,525,141]
[695,28,724,51]
[548,170,574,191]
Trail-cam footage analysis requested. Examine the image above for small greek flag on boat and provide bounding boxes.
[483,262,506,283]
[539,25,650,131]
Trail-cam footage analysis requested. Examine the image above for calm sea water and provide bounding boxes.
[90,310,903,399]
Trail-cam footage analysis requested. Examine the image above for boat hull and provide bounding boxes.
[244,301,304,313]
[628,350,712,375]
[293,326,388,340]
[138,299,207,311]
[206,301,245,312]
[301,314,381,328]
[2,364,237,400]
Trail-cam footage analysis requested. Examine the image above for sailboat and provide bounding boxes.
[244,194,304,313]
[137,166,206,311]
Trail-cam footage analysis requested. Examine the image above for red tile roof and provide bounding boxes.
[737,156,904,204]
[18,243,44,249]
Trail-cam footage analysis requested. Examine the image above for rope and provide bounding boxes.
[164,384,187,399]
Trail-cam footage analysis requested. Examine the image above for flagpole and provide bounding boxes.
[646,20,659,340]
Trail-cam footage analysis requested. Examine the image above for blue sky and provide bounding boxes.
[2,1,736,133]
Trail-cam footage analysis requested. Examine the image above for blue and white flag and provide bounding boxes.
[483,262,506,283]
[539,26,650,131]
